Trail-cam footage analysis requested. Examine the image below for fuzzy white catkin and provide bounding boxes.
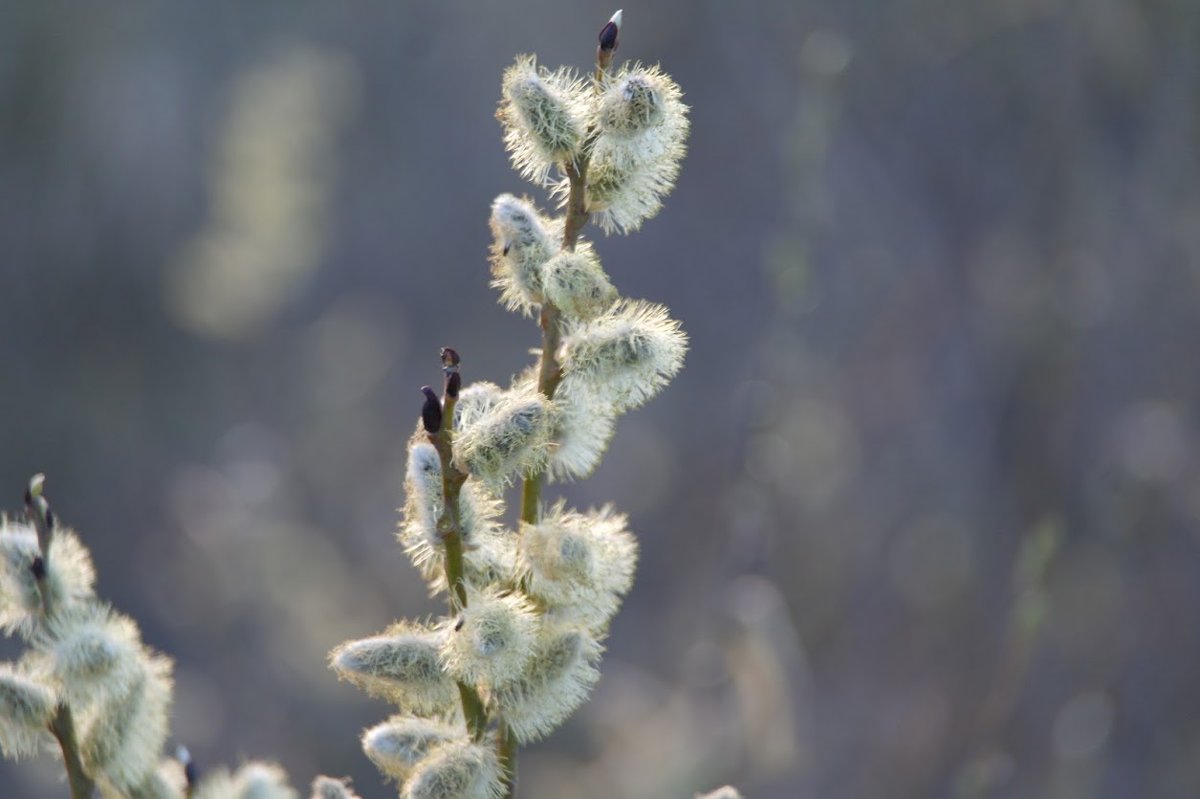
[540,244,618,322]
[453,389,558,487]
[440,588,538,689]
[403,739,504,799]
[41,603,144,707]
[77,653,173,794]
[491,625,602,744]
[310,776,363,799]
[519,503,637,630]
[403,441,444,546]
[489,194,561,316]
[452,382,506,431]
[569,64,689,234]
[0,523,95,637]
[498,55,587,185]
[329,622,456,714]
[130,760,189,799]
[193,762,298,799]
[401,478,509,593]
[694,787,744,799]
[558,299,688,412]
[0,662,56,758]
[544,380,617,482]
[361,716,460,781]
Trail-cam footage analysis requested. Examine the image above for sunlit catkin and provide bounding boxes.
[559,298,688,411]
[193,761,298,799]
[311,775,363,799]
[361,716,460,781]
[77,653,173,794]
[40,603,144,707]
[0,662,55,758]
[453,390,558,487]
[519,503,637,630]
[440,588,538,689]
[498,56,587,185]
[491,626,602,744]
[0,522,95,637]
[489,194,561,316]
[404,739,504,799]
[329,622,456,714]
[541,244,618,322]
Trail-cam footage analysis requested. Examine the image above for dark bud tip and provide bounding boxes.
[440,347,461,369]
[445,371,462,400]
[599,11,621,52]
[184,760,198,786]
[30,556,45,580]
[421,386,443,433]
[44,508,55,530]
[454,615,465,631]
[23,489,32,506]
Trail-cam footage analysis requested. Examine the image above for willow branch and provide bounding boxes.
[427,382,489,741]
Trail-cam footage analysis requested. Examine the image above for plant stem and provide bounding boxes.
[507,29,614,799]
[428,401,489,740]
[25,481,96,799]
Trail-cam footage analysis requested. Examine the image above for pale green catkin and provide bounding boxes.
[361,716,460,781]
[440,588,539,689]
[498,56,587,185]
[403,739,504,799]
[540,244,618,322]
[310,775,363,799]
[0,522,96,637]
[452,389,559,487]
[490,625,602,744]
[329,621,457,714]
[489,194,561,317]
[519,503,637,631]
[558,298,688,411]
[0,662,56,758]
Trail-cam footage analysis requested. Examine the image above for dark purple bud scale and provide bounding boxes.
[446,371,462,399]
[30,556,45,580]
[599,20,619,52]
[421,386,443,433]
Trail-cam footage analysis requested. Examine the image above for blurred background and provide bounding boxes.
[2,1,1199,797]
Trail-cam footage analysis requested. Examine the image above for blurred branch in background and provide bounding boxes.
[165,41,360,340]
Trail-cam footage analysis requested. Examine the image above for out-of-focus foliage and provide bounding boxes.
[2,1,1198,797]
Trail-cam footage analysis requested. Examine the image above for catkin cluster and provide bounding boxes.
[331,11,692,798]
[0,482,363,799]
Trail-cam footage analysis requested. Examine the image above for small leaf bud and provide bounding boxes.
[598,10,622,53]
[421,386,443,433]
[445,372,462,400]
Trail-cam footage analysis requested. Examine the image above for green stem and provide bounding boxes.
[428,413,489,740]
